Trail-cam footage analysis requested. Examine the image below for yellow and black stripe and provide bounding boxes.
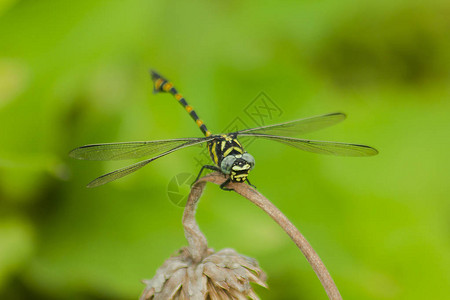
[207,134,244,166]
[151,70,212,137]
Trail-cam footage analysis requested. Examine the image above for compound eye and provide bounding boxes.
[242,153,255,170]
[220,155,236,174]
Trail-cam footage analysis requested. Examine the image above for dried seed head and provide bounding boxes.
[140,248,267,300]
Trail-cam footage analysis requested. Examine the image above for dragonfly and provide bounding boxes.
[70,71,378,190]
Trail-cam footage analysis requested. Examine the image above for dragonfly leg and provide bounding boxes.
[192,165,221,186]
[246,178,257,189]
[220,178,233,191]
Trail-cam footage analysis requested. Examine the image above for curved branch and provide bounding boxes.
[182,181,209,264]
[191,172,342,300]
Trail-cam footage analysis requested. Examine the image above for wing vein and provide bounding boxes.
[236,112,346,137]
[69,137,209,161]
[240,134,378,157]
[85,138,214,187]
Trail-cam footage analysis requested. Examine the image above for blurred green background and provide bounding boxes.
[0,0,449,299]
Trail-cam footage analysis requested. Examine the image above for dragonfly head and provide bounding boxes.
[220,153,255,182]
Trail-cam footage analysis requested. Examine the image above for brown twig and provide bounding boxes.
[188,172,342,300]
[182,181,209,264]
[142,175,267,299]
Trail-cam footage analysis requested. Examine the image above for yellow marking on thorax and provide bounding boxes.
[207,143,212,155]
[211,143,219,164]
[185,105,193,112]
[221,134,232,141]
[175,94,183,101]
[221,141,226,151]
[223,146,243,157]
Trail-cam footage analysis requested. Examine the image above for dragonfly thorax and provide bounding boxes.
[220,153,255,182]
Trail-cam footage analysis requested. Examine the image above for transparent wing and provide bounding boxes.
[236,112,346,137]
[69,137,209,161]
[246,134,378,156]
[87,160,152,188]
[85,138,213,188]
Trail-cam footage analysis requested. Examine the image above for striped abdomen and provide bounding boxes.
[151,70,212,137]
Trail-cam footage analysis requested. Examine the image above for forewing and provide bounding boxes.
[69,138,208,161]
[237,112,346,137]
[248,135,378,156]
[85,138,213,188]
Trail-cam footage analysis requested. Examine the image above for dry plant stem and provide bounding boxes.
[182,181,209,264]
[191,172,342,300]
